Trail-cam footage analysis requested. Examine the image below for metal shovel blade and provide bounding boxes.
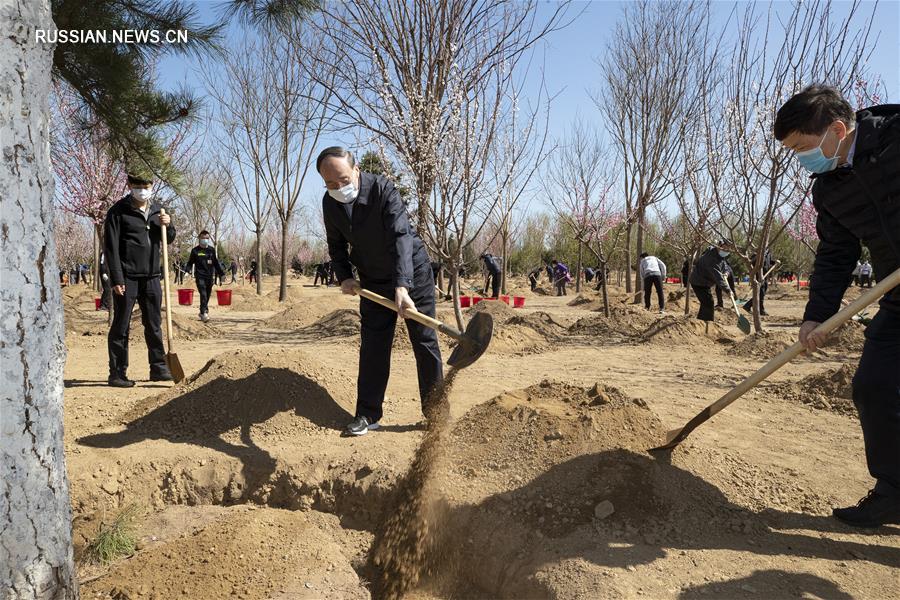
[166,352,186,384]
[737,314,751,335]
[447,312,493,369]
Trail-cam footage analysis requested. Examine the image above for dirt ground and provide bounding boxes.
[61,276,899,599]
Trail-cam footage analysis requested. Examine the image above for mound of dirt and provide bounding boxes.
[507,311,568,340]
[105,347,350,443]
[778,365,856,415]
[263,302,336,330]
[297,309,361,339]
[638,315,733,345]
[823,320,866,353]
[169,313,222,340]
[727,330,795,358]
[465,299,517,322]
[489,323,554,355]
[227,286,305,311]
[63,305,219,340]
[532,286,551,296]
[567,293,597,307]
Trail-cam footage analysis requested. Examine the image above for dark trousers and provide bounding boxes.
[356,268,444,423]
[197,278,213,314]
[860,274,872,287]
[230,272,236,283]
[744,281,768,314]
[692,284,715,322]
[852,309,900,497]
[100,276,111,310]
[556,279,567,296]
[643,275,664,310]
[314,271,326,285]
[108,276,166,376]
[487,272,501,298]
[529,275,538,291]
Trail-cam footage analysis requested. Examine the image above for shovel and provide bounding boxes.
[159,209,185,383]
[650,266,900,452]
[727,288,752,334]
[742,260,782,312]
[356,288,493,369]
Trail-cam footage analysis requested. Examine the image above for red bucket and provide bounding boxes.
[472,296,484,305]
[513,296,526,308]
[216,289,232,306]
[94,298,102,310]
[177,288,194,305]
[499,295,510,305]
[459,295,471,308]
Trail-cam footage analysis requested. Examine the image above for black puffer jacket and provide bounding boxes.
[689,247,730,289]
[804,104,900,323]
[103,195,176,285]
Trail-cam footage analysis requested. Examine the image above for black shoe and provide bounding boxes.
[108,374,135,388]
[833,490,900,528]
[149,368,173,382]
[344,416,380,436]
[760,311,769,316]
[742,302,752,313]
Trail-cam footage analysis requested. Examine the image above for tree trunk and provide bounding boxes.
[633,205,644,303]
[683,253,694,317]
[750,277,762,333]
[599,259,610,318]
[450,270,465,332]
[279,217,289,301]
[624,221,633,293]
[500,220,509,295]
[575,241,583,293]
[255,227,264,295]
[1,2,78,597]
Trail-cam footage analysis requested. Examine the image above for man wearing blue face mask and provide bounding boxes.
[185,230,225,322]
[318,146,443,437]
[775,85,900,528]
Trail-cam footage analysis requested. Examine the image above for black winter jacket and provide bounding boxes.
[804,104,900,322]
[185,245,225,280]
[689,247,730,289]
[323,172,430,288]
[103,195,176,285]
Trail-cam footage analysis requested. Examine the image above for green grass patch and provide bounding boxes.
[85,504,142,565]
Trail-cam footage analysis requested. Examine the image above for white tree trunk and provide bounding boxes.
[1,1,78,598]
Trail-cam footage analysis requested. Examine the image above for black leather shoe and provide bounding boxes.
[833,490,900,528]
[149,369,173,382]
[108,374,135,388]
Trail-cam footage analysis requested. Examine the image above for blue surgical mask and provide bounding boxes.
[200,239,211,247]
[718,250,730,258]
[795,129,840,174]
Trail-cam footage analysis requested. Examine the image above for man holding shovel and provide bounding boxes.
[319,146,443,436]
[103,172,176,387]
[776,85,900,527]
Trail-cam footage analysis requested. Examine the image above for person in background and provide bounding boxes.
[104,171,175,387]
[859,260,873,287]
[689,244,731,324]
[173,257,184,285]
[319,145,442,437]
[551,259,570,296]
[229,260,238,283]
[314,261,329,286]
[248,259,258,285]
[851,260,862,286]
[99,251,111,310]
[545,263,553,283]
[775,84,899,526]
[528,266,542,291]
[681,258,691,288]
[481,253,502,298]
[184,230,225,322]
[584,266,595,284]
[639,252,667,313]
[714,260,737,309]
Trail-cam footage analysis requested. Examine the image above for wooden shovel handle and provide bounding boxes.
[356,287,464,341]
[159,208,175,352]
[703,266,900,421]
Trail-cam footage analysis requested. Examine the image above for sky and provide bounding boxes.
[155,0,900,215]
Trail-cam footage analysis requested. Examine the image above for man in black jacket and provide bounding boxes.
[690,244,732,322]
[481,253,502,298]
[184,230,225,322]
[775,85,900,527]
[319,146,443,436]
[743,249,776,316]
[103,173,175,387]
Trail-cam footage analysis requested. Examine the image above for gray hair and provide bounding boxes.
[316,146,356,173]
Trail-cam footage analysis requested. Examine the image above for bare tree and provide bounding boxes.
[595,0,715,299]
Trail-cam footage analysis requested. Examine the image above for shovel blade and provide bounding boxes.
[737,315,752,335]
[447,312,493,369]
[166,352,185,383]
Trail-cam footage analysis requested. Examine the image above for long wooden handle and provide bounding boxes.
[357,287,464,341]
[761,260,782,281]
[704,266,900,421]
[159,208,175,351]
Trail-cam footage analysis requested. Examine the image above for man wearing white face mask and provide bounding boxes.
[318,146,443,437]
[775,85,900,527]
[103,172,176,387]
[185,230,225,321]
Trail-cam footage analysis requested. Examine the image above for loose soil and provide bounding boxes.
[62,275,900,600]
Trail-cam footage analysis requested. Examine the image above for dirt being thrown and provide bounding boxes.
[372,368,460,600]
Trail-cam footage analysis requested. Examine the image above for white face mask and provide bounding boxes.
[131,187,153,203]
[328,182,358,204]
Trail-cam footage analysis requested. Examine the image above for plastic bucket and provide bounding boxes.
[459,295,471,308]
[499,295,510,305]
[94,298,102,310]
[216,289,232,306]
[513,296,526,308]
[472,296,484,305]
[177,288,194,305]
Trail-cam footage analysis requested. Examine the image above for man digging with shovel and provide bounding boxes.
[775,86,900,527]
[318,146,444,437]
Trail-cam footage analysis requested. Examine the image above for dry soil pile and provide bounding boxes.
[263,301,338,330]
[778,364,856,415]
[227,286,305,311]
[727,329,795,358]
[638,314,733,346]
